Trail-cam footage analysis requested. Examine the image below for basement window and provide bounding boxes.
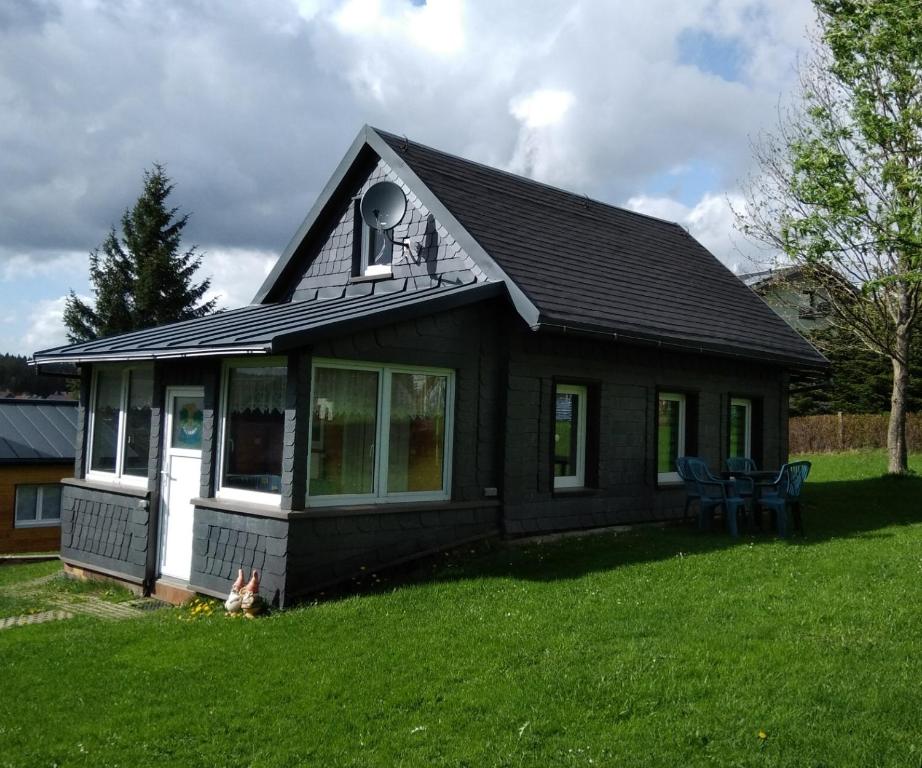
[87,366,153,487]
[15,484,62,527]
[307,360,454,504]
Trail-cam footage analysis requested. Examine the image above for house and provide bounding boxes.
[32,126,827,606]
[0,399,77,553]
[740,266,832,333]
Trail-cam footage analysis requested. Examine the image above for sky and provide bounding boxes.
[0,0,816,355]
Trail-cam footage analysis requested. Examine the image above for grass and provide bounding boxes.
[2,449,921,767]
[0,559,135,619]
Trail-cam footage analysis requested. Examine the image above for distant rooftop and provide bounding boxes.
[0,399,78,464]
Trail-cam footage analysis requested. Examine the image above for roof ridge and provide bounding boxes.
[370,126,687,232]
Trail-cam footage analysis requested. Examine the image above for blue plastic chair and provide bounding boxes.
[675,456,699,521]
[725,456,758,473]
[686,457,749,537]
[758,461,811,538]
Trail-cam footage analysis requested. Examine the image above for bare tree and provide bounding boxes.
[736,0,922,474]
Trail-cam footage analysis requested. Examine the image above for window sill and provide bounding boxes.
[14,520,61,529]
[656,480,686,490]
[552,487,599,498]
[349,271,394,284]
[62,477,150,499]
[192,496,290,520]
[191,497,500,521]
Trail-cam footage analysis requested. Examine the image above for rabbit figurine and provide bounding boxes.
[224,568,245,614]
[240,570,264,618]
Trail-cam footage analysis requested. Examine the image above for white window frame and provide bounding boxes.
[14,484,62,528]
[553,384,588,490]
[363,222,392,277]
[354,199,393,279]
[307,358,455,506]
[216,357,287,506]
[657,392,686,484]
[729,397,752,459]
[85,365,152,489]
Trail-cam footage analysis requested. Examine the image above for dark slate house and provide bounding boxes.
[32,126,826,606]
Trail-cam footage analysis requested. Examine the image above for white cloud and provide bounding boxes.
[0,0,819,353]
[510,89,574,129]
[625,191,773,273]
[0,250,84,282]
[22,295,71,353]
[199,248,278,309]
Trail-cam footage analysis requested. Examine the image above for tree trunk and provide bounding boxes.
[888,340,910,474]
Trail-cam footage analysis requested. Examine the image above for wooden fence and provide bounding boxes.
[789,412,922,453]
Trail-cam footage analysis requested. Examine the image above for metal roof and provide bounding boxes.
[0,399,77,464]
[32,280,504,365]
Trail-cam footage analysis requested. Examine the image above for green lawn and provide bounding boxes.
[2,450,921,767]
[0,559,135,619]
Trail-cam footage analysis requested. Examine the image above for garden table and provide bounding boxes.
[721,470,780,532]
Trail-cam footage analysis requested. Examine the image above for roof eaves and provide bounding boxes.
[534,318,830,371]
[33,344,271,366]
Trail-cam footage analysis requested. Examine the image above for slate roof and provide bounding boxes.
[32,281,503,364]
[0,399,77,464]
[374,129,826,368]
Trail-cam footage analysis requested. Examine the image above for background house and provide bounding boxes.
[741,266,832,333]
[33,126,826,605]
[0,399,77,553]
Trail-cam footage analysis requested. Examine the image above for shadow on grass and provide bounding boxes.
[310,473,922,601]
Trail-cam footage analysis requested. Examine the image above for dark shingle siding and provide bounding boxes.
[289,158,480,302]
[375,129,826,367]
[0,400,78,463]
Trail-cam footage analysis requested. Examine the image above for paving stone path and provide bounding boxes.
[0,609,75,631]
[0,574,165,631]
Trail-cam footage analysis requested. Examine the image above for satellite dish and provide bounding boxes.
[360,181,407,233]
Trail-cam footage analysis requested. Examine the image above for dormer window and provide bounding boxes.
[365,222,390,276]
[353,199,392,278]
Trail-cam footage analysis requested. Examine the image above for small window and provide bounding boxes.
[87,367,153,486]
[218,360,287,503]
[553,384,587,489]
[15,484,62,527]
[657,392,686,483]
[353,199,393,278]
[308,361,453,504]
[729,397,752,459]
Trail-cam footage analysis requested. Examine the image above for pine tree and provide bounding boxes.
[64,164,216,343]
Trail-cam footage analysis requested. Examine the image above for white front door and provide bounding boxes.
[159,387,204,581]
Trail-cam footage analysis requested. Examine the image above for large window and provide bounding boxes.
[729,397,752,458]
[309,361,453,504]
[218,360,287,503]
[87,367,153,486]
[553,384,587,489]
[15,484,62,527]
[657,392,686,483]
